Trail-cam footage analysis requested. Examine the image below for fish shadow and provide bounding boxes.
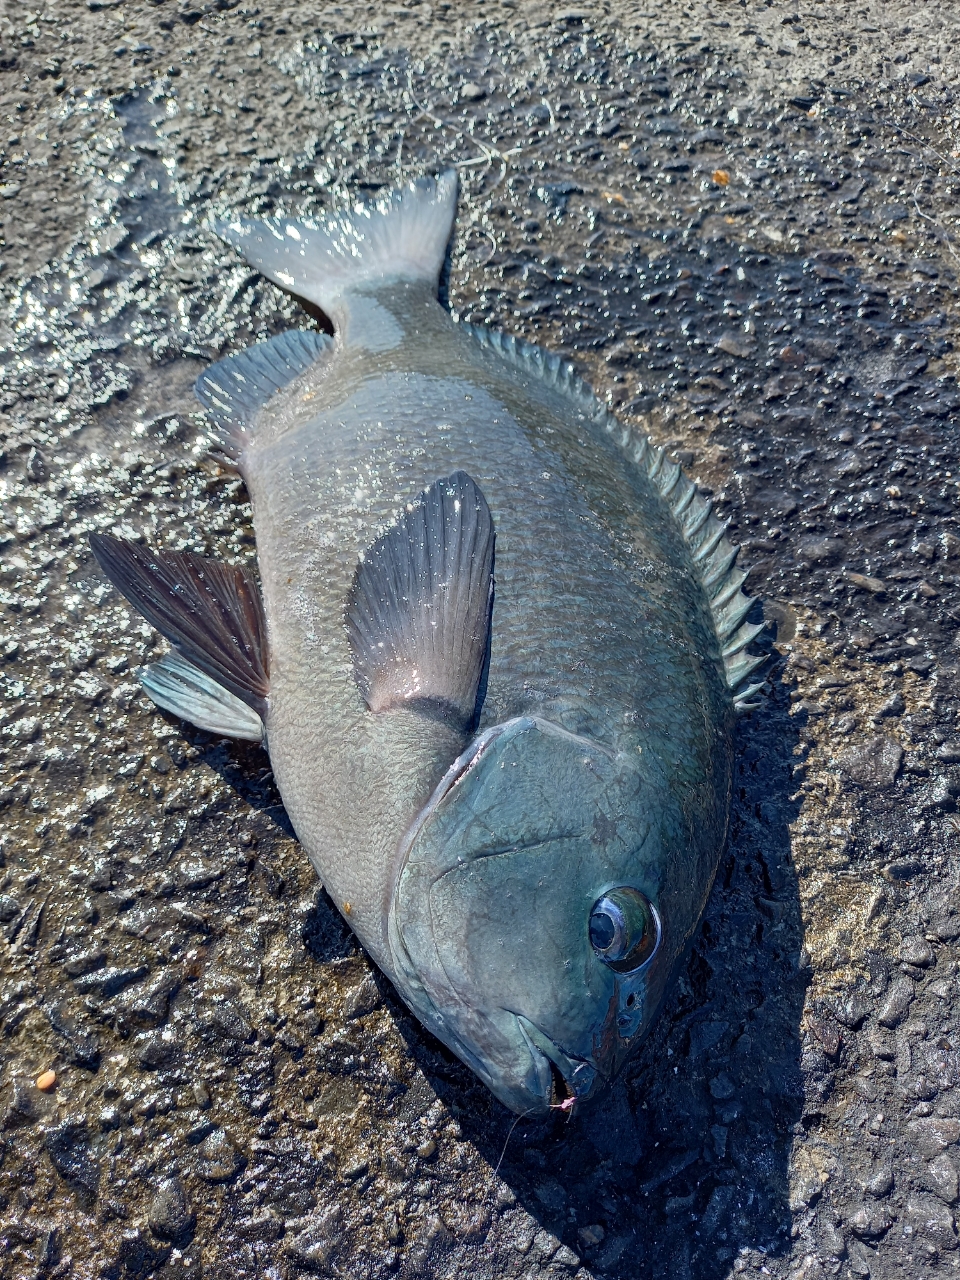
[170,730,362,963]
[168,638,809,1277]
[390,665,809,1279]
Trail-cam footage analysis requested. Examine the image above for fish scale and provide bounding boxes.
[91,171,764,1116]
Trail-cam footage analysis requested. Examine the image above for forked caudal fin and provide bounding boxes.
[215,171,458,317]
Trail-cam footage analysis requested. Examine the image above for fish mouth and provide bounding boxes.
[514,1014,601,1112]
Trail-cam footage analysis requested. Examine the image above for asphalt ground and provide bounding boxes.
[2,3,960,1278]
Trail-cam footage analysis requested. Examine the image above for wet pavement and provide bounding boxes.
[3,2,960,1278]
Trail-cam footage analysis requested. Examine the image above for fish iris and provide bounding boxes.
[589,888,661,974]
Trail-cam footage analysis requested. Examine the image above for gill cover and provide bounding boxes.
[387,715,664,1114]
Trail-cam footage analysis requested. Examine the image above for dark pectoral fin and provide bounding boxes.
[346,471,494,731]
[89,534,269,715]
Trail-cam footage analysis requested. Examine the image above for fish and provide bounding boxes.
[90,171,765,1117]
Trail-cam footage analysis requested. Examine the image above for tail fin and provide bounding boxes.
[215,171,458,315]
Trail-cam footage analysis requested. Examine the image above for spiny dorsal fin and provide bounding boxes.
[460,321,766,711]
[89,534,269,716]
[140,650,265,742]
[626,437,766,709]
[194,329,332,463]
[345,471,494,733]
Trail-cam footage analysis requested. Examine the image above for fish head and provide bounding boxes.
[387,715,688,1117]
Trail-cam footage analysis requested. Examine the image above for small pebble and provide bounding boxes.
[579,1223,605,1247]
[875,691,905,719]
[712,168,730,185]
[36,1069,57,1091]
[25,447,47,482]
[839,735,903,789]
[148,1174,195,1241]
[847,570,886,594]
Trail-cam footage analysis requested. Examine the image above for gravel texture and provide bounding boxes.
[3,2,960,1278]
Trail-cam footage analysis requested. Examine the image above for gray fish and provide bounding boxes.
[91,172,764,1117]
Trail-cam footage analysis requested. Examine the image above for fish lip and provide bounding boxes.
[514,1014,601,1109]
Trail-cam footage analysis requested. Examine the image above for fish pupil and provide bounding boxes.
[589,907,620,953]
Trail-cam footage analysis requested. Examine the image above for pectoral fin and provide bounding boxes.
[89,534,270,716]
[141,651,265,741]
[345,471,494,732]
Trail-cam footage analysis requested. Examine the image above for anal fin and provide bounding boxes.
[345,471,494,733]
[141,651,264,741]
[89,534,270,716]
[195,329,332,463]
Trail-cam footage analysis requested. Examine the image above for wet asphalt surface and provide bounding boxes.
[3,2,960,1278]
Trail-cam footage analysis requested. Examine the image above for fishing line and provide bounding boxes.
[491,1107,536,1181]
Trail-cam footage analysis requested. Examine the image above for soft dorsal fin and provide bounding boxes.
[194,329,332,462]
[89,534,269,715]
[460,321,766,711]
[140,651,265,742]
[345,471,494,732]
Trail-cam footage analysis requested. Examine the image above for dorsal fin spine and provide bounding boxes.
[726,651,766,687]
[722,621,766,657]
[673,485,697,520]
[459,319,766,711]
[703,548,739,592]
[692,524,727,565]
[631,438,649,466]
[658,459,682,496]
[684,502,713,539]
[715,594,754,642]
[712,571,745,609]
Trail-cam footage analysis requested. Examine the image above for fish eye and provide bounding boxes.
[589,888,661,974]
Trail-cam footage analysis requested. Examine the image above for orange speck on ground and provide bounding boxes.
[36,1070,56,1091]
[712,169,730,185]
